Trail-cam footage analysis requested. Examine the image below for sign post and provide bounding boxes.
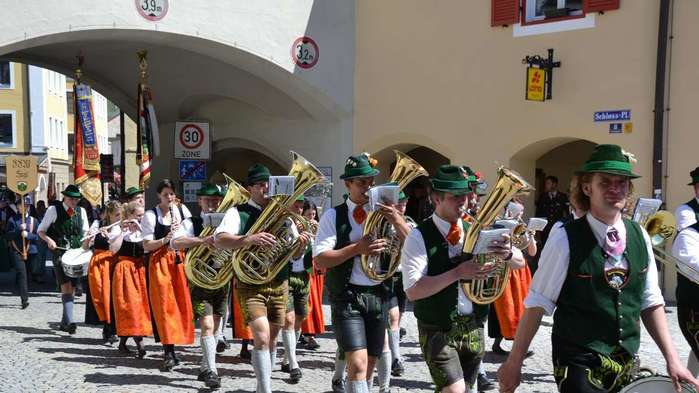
[6,155,38,260]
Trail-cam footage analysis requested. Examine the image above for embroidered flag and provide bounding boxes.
[136,82,159,188]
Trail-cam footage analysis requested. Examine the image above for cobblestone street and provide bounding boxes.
[0,268,692,392]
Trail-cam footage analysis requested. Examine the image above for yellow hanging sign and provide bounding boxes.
[526,67,546,102]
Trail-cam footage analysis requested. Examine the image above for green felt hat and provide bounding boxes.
[575,144,640,178]
[461,166,479,184]
[430,165,471,195]
[247,164,271,185]
[340,154,380,180]
[398,190,407,201]
[216,184,226,197]
[197,183,220,197]
[125,186,144,198]
[688,167,699,186]
[61,184,82,198]
[296,195,305,202]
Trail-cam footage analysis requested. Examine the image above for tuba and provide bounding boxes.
[641,210,699,285]
[461,167,533,304]
[232,151,328,285]
[184,174,250,290]
[361,151,428,281]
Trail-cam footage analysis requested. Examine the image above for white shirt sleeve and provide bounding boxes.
[524,226,570,315]
[141,210,157,241]
[80,208,89,235]
[676,204,698,231]
[672,228,699,283]
[170,216,195,247]
[400,227,428,290]
[37,206,57,233]
[313,208,337,257]
[214,207,241,239]
[640,227,665,310]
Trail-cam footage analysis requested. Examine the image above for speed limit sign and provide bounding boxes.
[174,122,210,159]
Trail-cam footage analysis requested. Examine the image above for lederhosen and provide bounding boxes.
[676,199,699,360]
[47,205,84,286]
[552,218,647,393]
[287,243,313,318]
[189,215,231,319]
[326,202,388,358]
[414,217,488,390]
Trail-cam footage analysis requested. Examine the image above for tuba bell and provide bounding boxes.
[232,151,329,285]
[184,174,251,290]
[461,166,533,304]
[642,210,699,285]
[360,151,428,281]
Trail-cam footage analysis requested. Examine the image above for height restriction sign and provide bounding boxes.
[174,121,210,160]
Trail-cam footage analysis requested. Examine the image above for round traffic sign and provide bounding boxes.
[291,36,319,69]
[136,0,169,22]
[179,124,205,149]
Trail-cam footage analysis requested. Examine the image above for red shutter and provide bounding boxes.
[492,0,520,26]
[587,0,620,13]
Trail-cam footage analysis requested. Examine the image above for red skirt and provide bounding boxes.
[112,255,152,337]
[88,249,114,324]
[148,247,194,345]
[301,269,325,335]
[231,279,253,340]
[493,264,532,339]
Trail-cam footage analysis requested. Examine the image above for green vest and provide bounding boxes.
[325,203,355,298]
[46,205,84,249]
[554,217,648,356]
[676,200,699,306]
[413,217,489,330]
[237,203,288,282]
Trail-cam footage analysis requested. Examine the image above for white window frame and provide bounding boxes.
[0,110,18,148]
[0,61,14,89]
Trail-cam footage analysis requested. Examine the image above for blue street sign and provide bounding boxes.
[594,110,631,122]
[609,123,623,134]
[179,160,207,181]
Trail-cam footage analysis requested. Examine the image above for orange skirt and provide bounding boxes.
[301,269,325,335]
[148,247,194,345]
[231,279,253,340]
[493,264,532,339]
[112,255,152,337]
[88,249,114,324]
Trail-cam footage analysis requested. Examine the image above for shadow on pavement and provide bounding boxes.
[0,325,59,336]
[84,372,194,389]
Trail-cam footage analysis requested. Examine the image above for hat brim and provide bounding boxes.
[61,191,82,198]
[340,168,380,180]
[247,175,270,184]
[575,169,641,179]
[432,187,470,196]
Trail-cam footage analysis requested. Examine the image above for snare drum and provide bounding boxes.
[61,248,93,278]
[620,376,696,393]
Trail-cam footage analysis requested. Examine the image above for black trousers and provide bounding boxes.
[678,303,699,360]
[11,250,33,302]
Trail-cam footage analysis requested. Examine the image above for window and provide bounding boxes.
[492,0,619,27]
[67,91,75,114]
[524,0,583,24]
[0,61,13,89]
[0,111,17,147]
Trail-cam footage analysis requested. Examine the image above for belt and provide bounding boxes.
[348,283,385,295]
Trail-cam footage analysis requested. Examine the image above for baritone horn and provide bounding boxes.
[184,174,250,290]
[361,151,428,281]
[643,210,699,285]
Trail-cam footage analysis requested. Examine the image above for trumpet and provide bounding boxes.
[80,220,122,242]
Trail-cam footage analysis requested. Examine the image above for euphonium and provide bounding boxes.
[361,151,428,281]
[642,210,699,285]
[511,221,535,250]
[461,167,533,304]
[232,151,328,285]
[184,174,250,290]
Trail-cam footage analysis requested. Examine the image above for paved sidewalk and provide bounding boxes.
[0,269,692,392]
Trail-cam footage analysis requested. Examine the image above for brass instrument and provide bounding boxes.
[461,167,533,304]
[641,210,699,285]
[232,151,328,285]
[184,174,251,290]
[511,221,535,250]
[360,151,428,281]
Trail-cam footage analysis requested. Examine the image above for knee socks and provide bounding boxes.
[281,329,299,369]
[251,349,272,393]
[347,380,369,393]
[377,350,392,392]
[201,335,217,374]
[61,294,74,324]
[388,328,401,363]
[333,347,347,381]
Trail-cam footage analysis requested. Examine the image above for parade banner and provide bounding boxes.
[75,84,100,172]
[136,50,160,189]
[6,155,37,195]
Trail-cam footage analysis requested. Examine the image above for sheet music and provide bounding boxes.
[367,184,400,212]
[269,176,295,197]
[632,198,662,224]
[473,228,511,255]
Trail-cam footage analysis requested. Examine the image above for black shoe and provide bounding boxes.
[173,353,181,365]
[74,288,83,297]
[137,349,147,359]
[204,371,221,389]
[491,343,509,356]
[161,357,176,371]
[391,359,404,377]
[400,327,406,338]
[118,345,134,355]
[331,378,345,393]
[197,371,208,381]
[21,300,29,309]
[106,335,118,345]
[65,323,77,335]
[216,338,227,353]
[477,373,495,392]
[239,347,251,361]
[289,368,302,384]
[305,336,320,350]
[281,363,290,373]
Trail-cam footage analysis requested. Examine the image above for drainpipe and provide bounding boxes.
[652,0,671,201]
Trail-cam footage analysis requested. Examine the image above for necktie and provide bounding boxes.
[446,222,461,246]
[604,228,625,257]
[67,207,74,217]
[353,205,367,225]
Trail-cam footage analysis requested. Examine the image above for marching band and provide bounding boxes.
[10,144,699,393]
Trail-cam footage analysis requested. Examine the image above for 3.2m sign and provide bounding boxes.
[174,121,210,160]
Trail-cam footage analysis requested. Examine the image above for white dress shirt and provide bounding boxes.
[525,212,665,316]
[213,207,241,240]
[400,214,474,315]
[38,203,90,236]
[675,198,699,231]
[313,198,382,286]
[672,206,699,283]
[141,204,192,241]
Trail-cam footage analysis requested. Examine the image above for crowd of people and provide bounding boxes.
[2,144,699,393]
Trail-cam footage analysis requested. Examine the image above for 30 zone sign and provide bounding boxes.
[174,122,210,159]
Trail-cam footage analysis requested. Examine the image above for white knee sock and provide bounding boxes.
[377,351,391,392]
[269,342,277,370]
[347,380,369,393]
[388,328,401,363]
[688,351,699,378]
[203,335,217,374]
[479,359,486,375]
[282,329,299,369]
[251,349,272,393]
[333,347,347,381]
[199,336,209,372]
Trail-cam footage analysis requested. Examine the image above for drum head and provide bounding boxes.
[621,376,695,393]
[61,248,93,278]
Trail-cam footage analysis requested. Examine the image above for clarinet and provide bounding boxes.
[169,203,182,264]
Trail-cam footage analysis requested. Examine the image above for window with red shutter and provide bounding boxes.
[587,0,620,13]
[492,0,520,27]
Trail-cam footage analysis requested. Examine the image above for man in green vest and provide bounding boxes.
[400,165,525,393]
[37,184,90,334]
[498,144,699,393]
[671,166,699,378]
[314,153,405,393]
